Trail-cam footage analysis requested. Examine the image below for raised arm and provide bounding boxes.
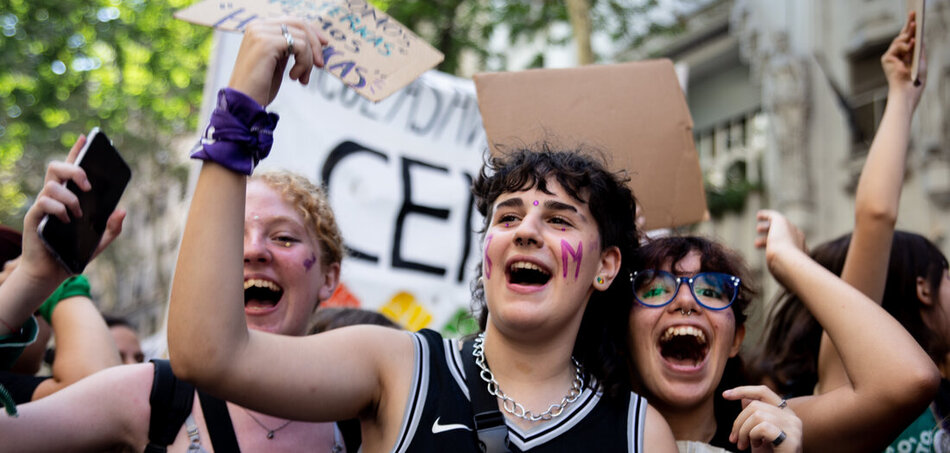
[166,19,414,443]
[0,137,123,354]
[756,210,939,453]
[817,10,927,394]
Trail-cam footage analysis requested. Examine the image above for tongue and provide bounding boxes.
[663,354,701,367]
[245,299,277,312]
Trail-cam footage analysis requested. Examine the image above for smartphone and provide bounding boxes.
[37,128,131,274]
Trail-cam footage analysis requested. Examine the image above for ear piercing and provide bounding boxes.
[596,276,605,285]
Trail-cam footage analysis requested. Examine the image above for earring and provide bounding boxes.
[596,276,605,285]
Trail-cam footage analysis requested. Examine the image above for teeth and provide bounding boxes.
[243,279,281,292]
[661,326,706,343]
[509,261,548,274]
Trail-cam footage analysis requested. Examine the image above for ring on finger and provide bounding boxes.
[281,23,294,56]
[772,430,787,447]
[777,399,787,409]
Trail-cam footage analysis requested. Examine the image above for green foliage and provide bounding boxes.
[380,0,698,75]
[0,0,211,227]
[705,161,761,218]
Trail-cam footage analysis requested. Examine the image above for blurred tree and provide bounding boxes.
[0,0,211,326]
[380,0,697,74]
[0,0,211,226]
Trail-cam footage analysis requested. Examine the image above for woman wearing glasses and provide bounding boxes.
[627,210,938,452]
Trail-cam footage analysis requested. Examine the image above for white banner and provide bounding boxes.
[205,32,487,334]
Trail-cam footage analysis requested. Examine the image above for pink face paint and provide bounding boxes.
[303,253,317,271]
[561,239,583,280]
[484,234,494,279]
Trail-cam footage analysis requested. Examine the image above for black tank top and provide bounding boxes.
[392,329,649,452]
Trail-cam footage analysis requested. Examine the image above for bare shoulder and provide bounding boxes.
[643,403,678,453]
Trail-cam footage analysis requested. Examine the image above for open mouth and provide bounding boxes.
[507,261,552,286]
[658,326,708,367]
[244,278,284,311]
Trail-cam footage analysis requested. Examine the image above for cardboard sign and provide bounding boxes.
[908,0,925,85]
[474,60,707,230]
[175,0,444,102]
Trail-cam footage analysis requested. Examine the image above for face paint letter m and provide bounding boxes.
[561,240,583,280]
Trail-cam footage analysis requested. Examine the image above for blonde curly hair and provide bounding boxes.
[250,171,344,267]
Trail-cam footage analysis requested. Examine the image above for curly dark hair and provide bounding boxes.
[470,143,640,398]
[636,236,756,328]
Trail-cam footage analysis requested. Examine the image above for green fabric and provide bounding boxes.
[0,316,38,370]
[35,275,90,324]
[885,407,938,453]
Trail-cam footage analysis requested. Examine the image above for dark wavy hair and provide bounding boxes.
[748,231,949,398]
[470,144,640,398]
[633,236,758,435]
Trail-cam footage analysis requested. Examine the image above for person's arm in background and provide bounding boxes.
[0,135,124,368]
[756,211,939,453]
[816,10,927,394]
[31,276,120,399]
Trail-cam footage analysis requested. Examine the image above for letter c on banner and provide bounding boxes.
[321,140,389,263]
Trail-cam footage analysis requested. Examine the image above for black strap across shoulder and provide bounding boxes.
[461,340,511,453]
[197,389,241,452]
[145,359,195,453]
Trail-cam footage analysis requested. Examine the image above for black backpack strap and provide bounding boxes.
[197,389,241,452]
[461,340,510,453]
[145,359,196,453]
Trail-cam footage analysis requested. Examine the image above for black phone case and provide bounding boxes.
[37,130,131,274]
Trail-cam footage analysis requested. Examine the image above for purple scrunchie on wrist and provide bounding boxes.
[190,88,279,175]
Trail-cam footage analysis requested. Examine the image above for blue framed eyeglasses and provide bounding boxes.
[631,270,740,311]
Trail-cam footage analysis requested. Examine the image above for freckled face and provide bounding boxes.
[481,179,608,335]
[243,181,336,336]
[627,250,744,411]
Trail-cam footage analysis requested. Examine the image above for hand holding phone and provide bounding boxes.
[36,128,131,274]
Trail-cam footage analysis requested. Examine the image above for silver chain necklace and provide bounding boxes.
[472,332,584,421]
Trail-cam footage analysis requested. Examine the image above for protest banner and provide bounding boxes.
[176,0,444,102]
[474,60,708,230]
[200,31,484,335]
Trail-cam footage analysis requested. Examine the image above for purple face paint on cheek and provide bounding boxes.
[484,234,494,279]
[560,239,583,280]
[303,253,316,271]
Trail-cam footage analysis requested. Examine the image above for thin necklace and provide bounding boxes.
[472,332,583,421]
[243,407,293,439]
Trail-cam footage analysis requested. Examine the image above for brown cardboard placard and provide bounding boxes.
[175,0,444,102]
[908,0,926,85]
[474,60,707,231]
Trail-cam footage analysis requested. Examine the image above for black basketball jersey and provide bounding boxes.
[391,329,647,452]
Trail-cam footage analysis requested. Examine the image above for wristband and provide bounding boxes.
[36,275,91,324]
[190,88,280,175]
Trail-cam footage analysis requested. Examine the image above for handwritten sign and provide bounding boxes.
[175,0,445,102]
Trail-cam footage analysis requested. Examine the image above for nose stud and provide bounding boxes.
[678,308,693,316]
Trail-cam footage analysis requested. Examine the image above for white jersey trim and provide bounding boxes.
[391,332,429,453]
